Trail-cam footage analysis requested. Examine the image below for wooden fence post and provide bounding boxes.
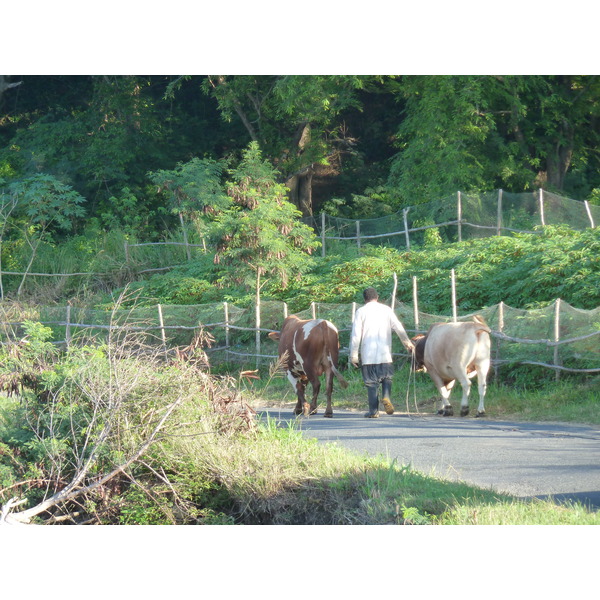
[584,200,595,228]
[124,242,130,264]
[283,302,288,319]
[554,298,561,382]
[403,208,411,250]
[457,191,462,242]
[223,302,230,350]
[494,301,504,380]
[497,188,503,235]
[311,302,316,320]
[539,188,546,226]
[412,276,419,331]
[65,303,72,348]
[356,220,361,251]
[451,269,457,322]
[321,212,326,258]
[391,273,398,310]
[256,289,261,368]
[157,304,168,357]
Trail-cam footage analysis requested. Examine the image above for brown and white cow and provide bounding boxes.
[411,315,491,417]
[268,315,348,417]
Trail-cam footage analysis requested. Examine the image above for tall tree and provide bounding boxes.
[387,76,500,203]
[495,75,600,192]
[388,75,600,203]
[148,157,228,253]
[201,75,370,215]
[8,174,85,295]
[212,142,319,293]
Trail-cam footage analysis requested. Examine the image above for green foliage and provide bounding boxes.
[212,142,320,290]
[323,185,401,218]
[388,76,499,202]
[148,157,228,217]
[280,227,600,313]
[9,174,85,234]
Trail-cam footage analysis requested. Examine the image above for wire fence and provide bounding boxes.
[1,188,599,380]
[1,189,598,297]
[302,189,599,255]
[2,276,599,379]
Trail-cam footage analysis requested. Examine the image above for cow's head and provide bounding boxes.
[268,331,280,341]
[410,334,427,372]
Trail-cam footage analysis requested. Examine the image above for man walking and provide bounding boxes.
[350,287,415,418]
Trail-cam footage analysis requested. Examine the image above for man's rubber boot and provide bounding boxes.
[382,379,394,415]
[364,386,379,417]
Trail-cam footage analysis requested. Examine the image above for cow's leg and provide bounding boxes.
[308,376,320,416]
[475,357,490,417]
[456,371,472,417]
[429,372,454,416]
[287,371,304,415]
[323,370,334,418]
[297,380,310,416]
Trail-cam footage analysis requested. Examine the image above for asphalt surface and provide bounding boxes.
[257,405,600,510]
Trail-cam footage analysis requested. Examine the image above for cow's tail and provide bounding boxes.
[332,364,349,389]
[473,315,491,335]
[324,322,349,389]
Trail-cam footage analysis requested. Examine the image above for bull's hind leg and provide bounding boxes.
[457,373,472,417]
[308,377,320,416]
[475,358,490,417]
[323,371,334,418]
[430,372,454,416]
[287,371,304,416]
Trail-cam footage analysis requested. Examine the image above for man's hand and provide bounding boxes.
[351,359,359,368]
[405,341,416,353]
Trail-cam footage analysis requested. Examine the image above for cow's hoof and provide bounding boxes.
[460,407,470,417]
[324,412,333,418]
[438,406,453,416]
[475,411,486,418]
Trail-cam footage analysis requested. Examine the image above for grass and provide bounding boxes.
[168,412,600,525]
[160,411,600,525]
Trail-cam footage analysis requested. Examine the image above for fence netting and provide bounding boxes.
[2,299,599,375]
[304,190,599,253]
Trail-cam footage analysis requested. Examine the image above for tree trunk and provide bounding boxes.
[286,166,314,217]
[546,139,574,190]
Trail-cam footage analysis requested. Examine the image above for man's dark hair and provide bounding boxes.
[363,287,379,302]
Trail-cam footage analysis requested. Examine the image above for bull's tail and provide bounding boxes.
[332,364,349,389]
[473,315,491,334]
[323,321,349,389]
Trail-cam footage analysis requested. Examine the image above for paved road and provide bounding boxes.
[258,406,600,510]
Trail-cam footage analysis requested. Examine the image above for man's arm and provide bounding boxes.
[349,312,363,367]
[390,311,415,352]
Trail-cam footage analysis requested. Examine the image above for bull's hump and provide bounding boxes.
[302,319,324,338]
[301,319,338,338]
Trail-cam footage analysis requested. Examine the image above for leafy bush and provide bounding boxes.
[282,226,600,314]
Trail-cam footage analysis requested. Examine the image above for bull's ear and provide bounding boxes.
[268,332,280,341]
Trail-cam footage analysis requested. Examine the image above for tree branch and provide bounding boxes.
[1,395,184,525]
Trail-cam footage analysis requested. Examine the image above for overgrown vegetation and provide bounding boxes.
[1,319,599,525]
[83,226,598,316]
[1,75,599,525]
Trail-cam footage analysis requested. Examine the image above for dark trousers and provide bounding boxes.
[361,363,394,413]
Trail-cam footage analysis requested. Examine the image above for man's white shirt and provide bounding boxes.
[350,301,412,365]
